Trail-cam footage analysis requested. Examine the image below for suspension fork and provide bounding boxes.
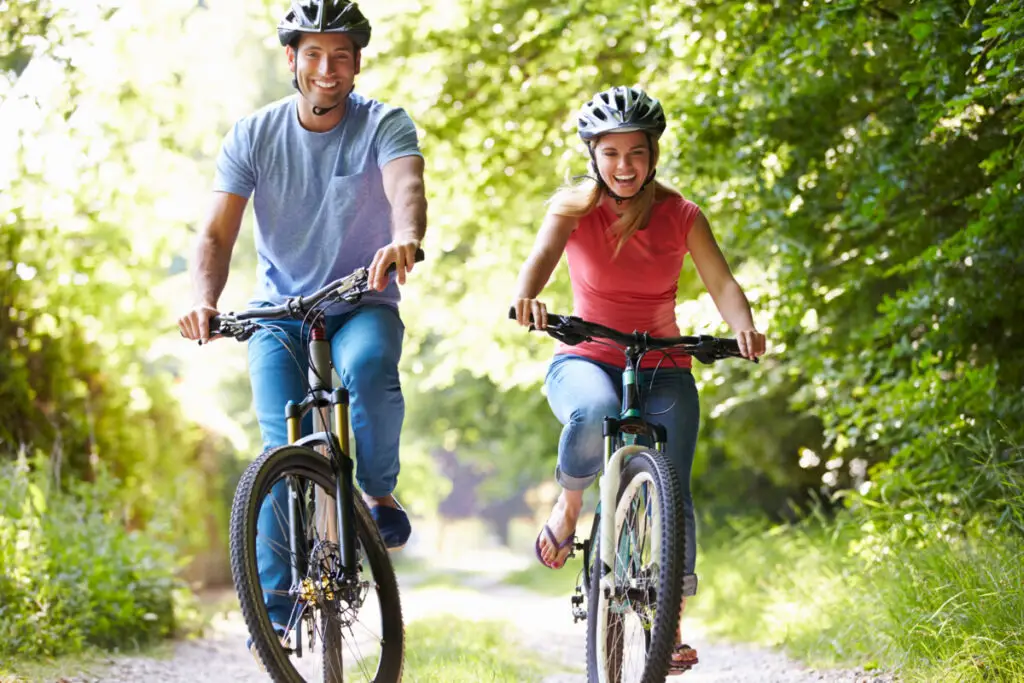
[306,322,357,573]
[598,430,622,585]
[331,388,357,572]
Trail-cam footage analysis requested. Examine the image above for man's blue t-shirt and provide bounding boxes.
[214,91,421,313]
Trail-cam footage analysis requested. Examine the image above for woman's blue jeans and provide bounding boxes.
[545,353,700,596]
[246,304,405,625]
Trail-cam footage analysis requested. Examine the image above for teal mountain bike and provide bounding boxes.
[513,309,754,683]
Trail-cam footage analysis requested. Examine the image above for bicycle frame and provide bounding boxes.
[593,345,670,601]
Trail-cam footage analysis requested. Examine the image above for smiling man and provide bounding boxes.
[177,0,427,662]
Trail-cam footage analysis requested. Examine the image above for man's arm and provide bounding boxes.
[178,191,248,341]
[368,155,427,291]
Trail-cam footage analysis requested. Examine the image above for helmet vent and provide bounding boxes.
[575,86,667,142]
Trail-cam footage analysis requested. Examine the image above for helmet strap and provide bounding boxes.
[291,75,345,117]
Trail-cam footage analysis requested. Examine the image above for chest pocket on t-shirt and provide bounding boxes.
[329,171,371,214]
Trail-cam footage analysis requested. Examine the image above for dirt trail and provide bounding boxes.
[40,548,891,683]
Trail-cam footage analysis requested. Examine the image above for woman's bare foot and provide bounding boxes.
[669,598,698,674]
[668,643,698,675]
[535,489,583,568]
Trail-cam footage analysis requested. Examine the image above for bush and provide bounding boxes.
[0,460,184,658]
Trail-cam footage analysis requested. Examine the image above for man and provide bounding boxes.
[177,0,426,640]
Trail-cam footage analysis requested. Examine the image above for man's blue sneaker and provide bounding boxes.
[370,501,411,550]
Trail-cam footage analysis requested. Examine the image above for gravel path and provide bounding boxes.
[39,566,892,683]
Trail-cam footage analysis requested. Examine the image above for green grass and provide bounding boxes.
[406,568,485,591]
[689,517,1024,682]
[354,617,563,682]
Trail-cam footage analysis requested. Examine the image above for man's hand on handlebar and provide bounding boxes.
[178,304,221,344]
[368,239,421,292]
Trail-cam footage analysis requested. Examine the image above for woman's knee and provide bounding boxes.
[569,397,620,427]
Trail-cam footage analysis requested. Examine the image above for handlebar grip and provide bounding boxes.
[385,247,426,275]
[208,315,222,334]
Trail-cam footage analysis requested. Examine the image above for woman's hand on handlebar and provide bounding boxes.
[735,328,767,360]
[177,304,221,343]
[511,297,548,330]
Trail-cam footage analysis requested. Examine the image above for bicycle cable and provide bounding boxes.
[644,348,686,417]
[300,304,347,465]
[233,314,344,465]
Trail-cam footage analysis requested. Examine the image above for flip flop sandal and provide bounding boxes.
[534,523,576,570]
[668,643,699,675]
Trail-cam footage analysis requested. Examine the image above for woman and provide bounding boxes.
[511,85,767,674]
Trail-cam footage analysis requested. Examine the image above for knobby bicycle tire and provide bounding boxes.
[230,445,404,683]
[586,448,685,683]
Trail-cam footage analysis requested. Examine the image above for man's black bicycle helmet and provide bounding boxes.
[577,86,667,142]
[277,0,371,49]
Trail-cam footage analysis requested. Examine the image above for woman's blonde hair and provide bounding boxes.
[548,136,680,256]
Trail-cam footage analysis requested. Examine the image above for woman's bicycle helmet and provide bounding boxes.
[577,86,666,142]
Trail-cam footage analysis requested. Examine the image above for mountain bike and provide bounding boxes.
[511,309,755,683]
[202,251,422,683]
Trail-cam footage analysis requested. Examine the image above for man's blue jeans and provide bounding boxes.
[247,304,405,625]
[545,353,701,595]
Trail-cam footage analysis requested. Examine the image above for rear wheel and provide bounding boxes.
[586,448,684,683]
[230,445,404,683]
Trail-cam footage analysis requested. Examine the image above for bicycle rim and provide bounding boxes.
[230,446,404,683]
[587,450,683,683]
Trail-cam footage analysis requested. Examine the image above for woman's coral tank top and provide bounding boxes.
[555,195,700,370]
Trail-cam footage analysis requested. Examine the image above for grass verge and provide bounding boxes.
[690,516,1024,682]
[401,617,557,681]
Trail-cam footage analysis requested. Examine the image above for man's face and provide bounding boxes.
[287,32,361,109]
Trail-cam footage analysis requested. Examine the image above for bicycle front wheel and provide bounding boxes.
[230,445,404,683]
[586,448,685,683]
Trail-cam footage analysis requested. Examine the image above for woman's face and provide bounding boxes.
[592,131,651,197]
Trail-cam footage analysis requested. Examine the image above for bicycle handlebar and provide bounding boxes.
[507,307,757,365]
[198,249,425,342]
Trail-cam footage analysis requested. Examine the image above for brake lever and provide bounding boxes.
[335,268,368,303]
[234,322,258,342]
[544,321,591,346]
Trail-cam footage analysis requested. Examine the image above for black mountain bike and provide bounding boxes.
[512,310,754,683]
[205,251,422,683]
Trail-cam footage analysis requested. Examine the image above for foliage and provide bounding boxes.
[685,0,1024,509]
[0,461,184,659]
[1,0,267,655]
